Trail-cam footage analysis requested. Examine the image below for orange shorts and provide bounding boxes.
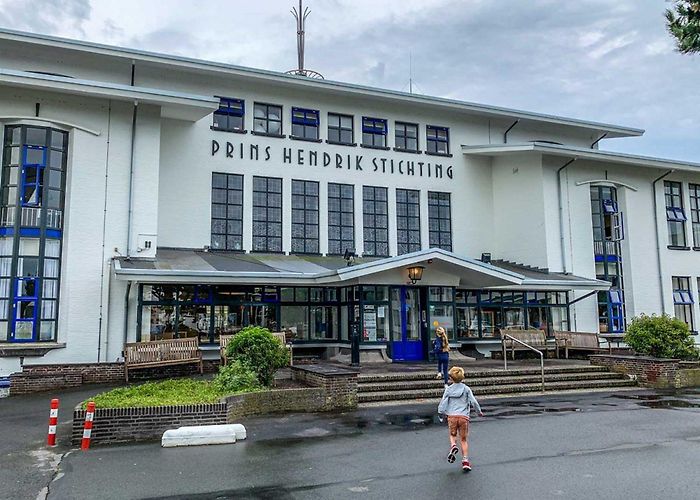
[447,415,469,437]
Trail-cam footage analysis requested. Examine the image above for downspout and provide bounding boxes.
[503,119,519,144]
[557,158,577,273]
[126,61,137,257]
[653,169,674,314]
[590,133,608,149]
[97,100,113,362]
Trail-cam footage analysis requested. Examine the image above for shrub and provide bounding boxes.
[213,361,261,394]
[226,326,290,386]
[84,378,221,408]
[625,314,699,360]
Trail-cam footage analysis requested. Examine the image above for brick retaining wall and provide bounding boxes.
[71,403,228,445]
[9,360,221,395]
[590,355,700,389]
[291,364,358,410]
[225,387,326,419]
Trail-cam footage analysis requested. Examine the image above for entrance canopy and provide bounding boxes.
[114,248,609,291]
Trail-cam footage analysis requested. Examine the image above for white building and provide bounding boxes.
[0,28,698,377]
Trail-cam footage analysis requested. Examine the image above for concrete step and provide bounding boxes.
[357,365,609,383]
[357,378,637,403]
[358,372,626,393]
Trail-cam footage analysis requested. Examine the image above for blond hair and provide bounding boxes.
[448,366,465,383]
[436,326,450,352]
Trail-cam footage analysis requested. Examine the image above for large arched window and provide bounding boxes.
[0,125,67,342]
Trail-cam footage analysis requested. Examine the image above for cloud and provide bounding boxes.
[0,0,699,161]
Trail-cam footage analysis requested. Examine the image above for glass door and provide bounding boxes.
[391,286,424,361]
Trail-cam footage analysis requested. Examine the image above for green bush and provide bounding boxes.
[625,314,699,360]
[226,326,289,386]
[213,360,260,394]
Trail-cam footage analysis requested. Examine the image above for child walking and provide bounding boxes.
[438,366,484,472]
[433,326,450,387]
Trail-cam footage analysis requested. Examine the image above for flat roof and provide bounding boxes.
[0,28,644,139]
[0,68,218,121]
[461,142,700,172]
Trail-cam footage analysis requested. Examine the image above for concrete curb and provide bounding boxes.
[161,424,247,448]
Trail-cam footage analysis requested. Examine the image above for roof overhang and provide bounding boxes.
[0,68,218,121]
[0,29,644,139]
[462,142,700,173]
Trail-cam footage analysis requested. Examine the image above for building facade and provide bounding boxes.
[0,29,698,376]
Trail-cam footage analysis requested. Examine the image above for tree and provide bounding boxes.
[666,1,700,54]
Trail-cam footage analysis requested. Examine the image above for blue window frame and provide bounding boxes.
[362,117,387,148]
[21,145,47,207]
[212,97,245,132]
[666,206,687,222]
[672,276,694,330]
[291,107,319,140]
[665,181,687,247]
[602,199,618,214]
[426,125,449,155]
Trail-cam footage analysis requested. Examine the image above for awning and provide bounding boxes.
[114,248,609,291]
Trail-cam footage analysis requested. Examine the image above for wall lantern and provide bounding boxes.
[407,265,425,284]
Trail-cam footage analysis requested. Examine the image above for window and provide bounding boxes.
[253,103,283,136]
[291,107,319,141]
[252,176,282,252]
[665,181,687,247]
[428,192,452,251]
[361,117,387,148]
[362,186,389,257]
[328,113,353,145]
[211,173,243,251]
[291,180,319,254]
[672,276,694,330]
[212,97,244,132]
[328,183,354,255]
[396,188,421,255]
[689,183,700,247]
[395,122,418,152]
[426,125,449,155]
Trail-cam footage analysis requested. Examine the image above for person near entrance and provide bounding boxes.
[438,366,484,472]
[433,326,450,386]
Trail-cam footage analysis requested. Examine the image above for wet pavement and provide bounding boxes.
[8,387,692,500]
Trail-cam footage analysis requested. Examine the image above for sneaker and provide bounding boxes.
[447,445,459,463]
[462,459,472,472]
[435,373,443,380]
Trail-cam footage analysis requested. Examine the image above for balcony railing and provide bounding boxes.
[1,207,63,230]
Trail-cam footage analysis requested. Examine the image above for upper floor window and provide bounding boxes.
[672,276,694,330]
[665,181,687,248]
[291,180,319,254]
[291,107,319,141]
[253,103,283,136]
[396,188,421,255]
[328,113,353,145]
[362,117,387,149]
[428,191,452,251]
[363,186,389,257]
[211,173,243,251]
[426,125,449,155]
[689,183,700,248]
[328,183,354,255]
[212,97,245,132]
[590,186,623,244]
[395,122,419,152]
[252,176,283,252]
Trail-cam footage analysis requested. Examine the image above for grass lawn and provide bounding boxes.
[83,378,232,409]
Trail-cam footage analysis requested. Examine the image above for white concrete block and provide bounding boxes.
[161,424,247,447]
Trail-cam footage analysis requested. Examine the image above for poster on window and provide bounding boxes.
[363,305,377,341]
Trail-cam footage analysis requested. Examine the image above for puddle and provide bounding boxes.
[638,399,700,409]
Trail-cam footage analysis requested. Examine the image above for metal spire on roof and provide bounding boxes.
[286,0,324,79]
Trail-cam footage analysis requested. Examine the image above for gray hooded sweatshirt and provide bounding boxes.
[438,382,482,418]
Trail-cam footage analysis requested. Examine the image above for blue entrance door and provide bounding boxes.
[391,287,423,361]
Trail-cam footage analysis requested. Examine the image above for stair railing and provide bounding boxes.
[502,334,545,392]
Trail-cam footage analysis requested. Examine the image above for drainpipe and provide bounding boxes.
[126,61,137,257]
[590,133,608,149]
[97,100,113,362]
[123,282,132,349]
[557,158,577,273]
[652,170,674,314]
[503,120,519,144]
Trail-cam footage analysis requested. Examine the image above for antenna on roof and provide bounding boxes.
[286,0,324,79]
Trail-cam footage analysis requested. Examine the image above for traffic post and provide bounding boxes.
[81,401,96,451]
[47,398,59,447]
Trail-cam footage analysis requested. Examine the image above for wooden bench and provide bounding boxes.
[599,333,626,354]
[554,331,606,359]
[124,338,203,382]
[500,329,555,360]
[220,332,290,366]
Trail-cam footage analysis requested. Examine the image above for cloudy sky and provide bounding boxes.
[1,0,698,161]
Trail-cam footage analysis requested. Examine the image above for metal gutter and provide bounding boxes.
[652,170,675,314]
[0,28,644,138]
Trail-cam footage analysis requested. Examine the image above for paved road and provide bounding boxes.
[18,388,695,500]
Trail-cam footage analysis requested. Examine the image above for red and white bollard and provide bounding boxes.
[81,401,96,451]
[47,398,59,447]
